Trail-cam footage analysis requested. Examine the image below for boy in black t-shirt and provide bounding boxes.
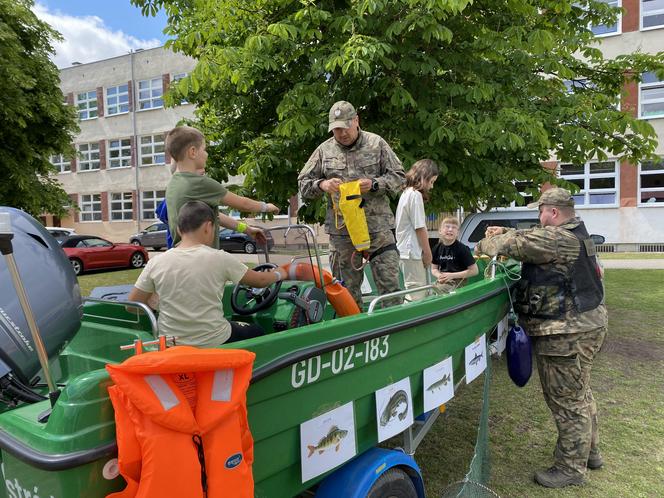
[431,217,479,292]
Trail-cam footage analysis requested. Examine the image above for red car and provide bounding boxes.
[61,235,148,275]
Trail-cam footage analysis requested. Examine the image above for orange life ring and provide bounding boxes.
[283,262,360,317]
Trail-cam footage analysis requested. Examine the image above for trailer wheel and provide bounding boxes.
[367,468,418,498]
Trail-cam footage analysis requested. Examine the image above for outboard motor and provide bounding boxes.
[0,207,82,405]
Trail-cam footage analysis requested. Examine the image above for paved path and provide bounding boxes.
[600,259,664,269]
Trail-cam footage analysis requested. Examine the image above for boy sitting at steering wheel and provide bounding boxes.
[128,201,288,346]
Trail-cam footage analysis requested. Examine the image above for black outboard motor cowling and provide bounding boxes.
[0,207,82,389]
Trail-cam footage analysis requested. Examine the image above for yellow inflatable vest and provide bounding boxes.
[334,180,370,252]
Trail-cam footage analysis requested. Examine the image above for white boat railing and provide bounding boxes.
[367,284,445,314]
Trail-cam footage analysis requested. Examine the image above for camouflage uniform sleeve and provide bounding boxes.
[298,148,325,200]
[375,138,405,195]
[476,226,564,264]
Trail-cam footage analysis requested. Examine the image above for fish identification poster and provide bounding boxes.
[300,401,357,483]
[375,377,414,443]
[423,356,454,412]
[465,333,487,384]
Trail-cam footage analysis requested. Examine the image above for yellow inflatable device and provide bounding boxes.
[335,180,371,252]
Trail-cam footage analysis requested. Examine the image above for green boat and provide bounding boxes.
[0,212,513,498]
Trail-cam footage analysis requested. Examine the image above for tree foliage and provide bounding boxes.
[133,0,664,219]
[0,0,78,217]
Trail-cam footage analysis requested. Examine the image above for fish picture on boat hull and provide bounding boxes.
[375,377,414,442]
[299,402,357,483]
[465,334,488,383]
[423,356,455,412]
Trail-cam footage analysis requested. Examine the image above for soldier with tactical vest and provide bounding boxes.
[476,187,607,489]
[298,101,406,309]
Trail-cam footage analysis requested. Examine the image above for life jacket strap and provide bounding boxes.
[192,434,208,498]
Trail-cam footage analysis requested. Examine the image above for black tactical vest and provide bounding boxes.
[515,221,603,319]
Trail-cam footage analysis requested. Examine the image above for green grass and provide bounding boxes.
[77,268,142,297]
[599,252,664,260]
[417,269,664,497]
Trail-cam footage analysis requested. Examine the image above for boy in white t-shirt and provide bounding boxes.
[127,201,288,347]
[394,159,439,302]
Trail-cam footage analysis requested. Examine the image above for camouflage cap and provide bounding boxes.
[527,187,575,209]
[328,101,357,132]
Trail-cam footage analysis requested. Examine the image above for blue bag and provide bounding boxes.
[506,324,532,387]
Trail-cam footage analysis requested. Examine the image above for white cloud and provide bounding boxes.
[33,3,162,68]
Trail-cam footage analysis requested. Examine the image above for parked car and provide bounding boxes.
[458,210,605,250]
[61,235,148,275]
[129,222,168,250]
[219,228,274,254]
[45,227,76,244]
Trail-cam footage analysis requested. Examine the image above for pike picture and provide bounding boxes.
[469,351,484,366]
[307,426,349,457]
[426,373,452,393]
[379,389,409,426]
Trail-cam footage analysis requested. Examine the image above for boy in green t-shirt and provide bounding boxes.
[165,125,279,248]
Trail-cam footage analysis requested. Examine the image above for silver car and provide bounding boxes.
[129,222,168,250]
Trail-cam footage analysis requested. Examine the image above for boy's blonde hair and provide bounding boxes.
[165,126,205,162]
[439,217,459,230]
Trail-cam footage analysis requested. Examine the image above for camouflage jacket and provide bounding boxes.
[476,217,607,336]
[298,130,405,235]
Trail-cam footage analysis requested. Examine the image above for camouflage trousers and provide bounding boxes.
[532,326,607,475]
[329,231,402,310]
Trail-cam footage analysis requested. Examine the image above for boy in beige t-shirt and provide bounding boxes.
[128,201,288,346]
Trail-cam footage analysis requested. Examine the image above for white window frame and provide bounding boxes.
[171,72,189,104]
[108,138,132,169]
[79,194,102,222]
[77,143,100,172]
[140,190,165,220]
[638,158,664,205]
[639,72,664,119]
[591,0,622,37]
[641,0,664,30]
[137,77,163,110]
[140,134,166,166]
[76,90,98,120]
[559,160,619,207]
[109,192,134,221]
[50,154,71,174]
[106,84,129,116]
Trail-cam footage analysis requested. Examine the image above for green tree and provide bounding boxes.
[134,0,664,219]
[0,0,78,217]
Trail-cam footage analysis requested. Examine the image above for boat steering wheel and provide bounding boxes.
[230,263,283,316]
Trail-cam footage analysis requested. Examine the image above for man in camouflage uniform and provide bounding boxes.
[476,187,607,488]
[298,101,406,309]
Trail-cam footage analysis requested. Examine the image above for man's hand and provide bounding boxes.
[358,178,372,193]
[320,178,343,193]
[265,203,280,214]
[422,249,433,267]
[246,226,267,245]
[485,226,505,238]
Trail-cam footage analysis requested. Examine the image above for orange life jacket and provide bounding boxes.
[106,346,256,498]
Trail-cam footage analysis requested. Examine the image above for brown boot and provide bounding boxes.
[587,450,604,470]
[534,466,586,488]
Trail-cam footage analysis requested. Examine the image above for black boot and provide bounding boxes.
[534,466,586,488]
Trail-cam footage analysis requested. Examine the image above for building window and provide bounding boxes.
[76,90,98,120]
[640,72,664,118]
[137,77,163,110]
[80,194,102,222]
[106,84,129,115]
[140,134,165,166]
[591,0,621,36]
[108,138,132,168]
[559,160,618,206]
[141,190,165,220]
[639,158,664,204]
[110,192,133,220]
[171,72,189,104]
[77,143,100,171]
[50,154,71,173]
[642,0,664,29]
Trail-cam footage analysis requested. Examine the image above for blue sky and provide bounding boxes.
[33,1,170,68]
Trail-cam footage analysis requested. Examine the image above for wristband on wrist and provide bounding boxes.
[260,201,268,213]
[236,221,247,233]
